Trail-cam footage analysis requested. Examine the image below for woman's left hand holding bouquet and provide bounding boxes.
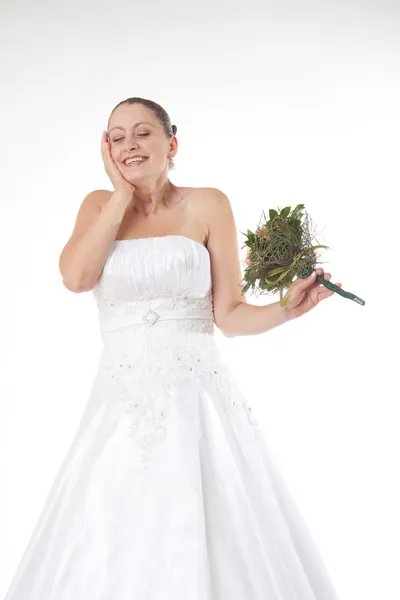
[282,268,342,320]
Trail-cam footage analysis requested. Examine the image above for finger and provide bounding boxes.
[103,138,112,159]
[301,270,317,287]
[102,131,110,148]
[316,267,331,277]
[101,132,108,155]
[318,282,342,300]
[318,273,331,286]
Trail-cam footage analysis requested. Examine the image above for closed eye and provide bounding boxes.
[113,133,150,142]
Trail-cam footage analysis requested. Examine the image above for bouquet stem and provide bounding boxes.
[303,267,365,305]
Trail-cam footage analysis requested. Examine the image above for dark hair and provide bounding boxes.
[108,97,178,171]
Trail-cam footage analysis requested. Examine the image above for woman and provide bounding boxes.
[5,97,341,599]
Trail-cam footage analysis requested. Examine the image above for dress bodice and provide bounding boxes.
[90,235,232,406]
[92,235,215,338]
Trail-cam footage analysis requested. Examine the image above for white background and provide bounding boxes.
[1,1,399,598]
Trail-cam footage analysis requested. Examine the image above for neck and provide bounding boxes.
[132,177,175,216]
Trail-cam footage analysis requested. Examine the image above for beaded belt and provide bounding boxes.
[100,307,214,333]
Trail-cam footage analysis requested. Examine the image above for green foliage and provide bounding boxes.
[240,204,329,305]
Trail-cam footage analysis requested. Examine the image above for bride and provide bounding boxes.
[4,96,342,600]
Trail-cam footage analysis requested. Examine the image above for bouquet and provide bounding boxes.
[240,204,365,307]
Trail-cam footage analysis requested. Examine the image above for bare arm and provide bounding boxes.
[59,189,132,292]
[206,189,290,338]
[219,302,290,338]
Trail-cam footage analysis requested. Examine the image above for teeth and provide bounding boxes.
[124,157,147,165]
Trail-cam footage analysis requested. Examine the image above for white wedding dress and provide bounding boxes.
[4,235,340,600]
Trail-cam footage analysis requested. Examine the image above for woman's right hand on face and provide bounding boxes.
[101,131,136,195]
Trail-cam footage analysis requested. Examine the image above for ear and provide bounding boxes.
[169,136,178,157]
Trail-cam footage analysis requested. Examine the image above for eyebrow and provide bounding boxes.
[108,122,154,133]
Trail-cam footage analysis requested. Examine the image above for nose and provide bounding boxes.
[127,133,140,149]
[120,134,139,153]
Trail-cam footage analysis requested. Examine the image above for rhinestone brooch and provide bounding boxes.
[142,308,160,325]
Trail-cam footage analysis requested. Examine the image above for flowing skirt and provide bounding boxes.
[4,326,340,600]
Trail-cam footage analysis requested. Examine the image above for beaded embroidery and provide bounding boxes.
[92,263,260,467]
[93,319,260,468]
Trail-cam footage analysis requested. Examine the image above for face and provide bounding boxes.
[107,103,177,182]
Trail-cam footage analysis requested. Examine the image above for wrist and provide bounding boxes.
[277,301,294,322]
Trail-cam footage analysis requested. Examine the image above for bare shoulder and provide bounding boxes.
[189,187,231,241]
[197,187,236,243]
[65,189,112,245]
[75,189,113,213]
[191,186,227,203]
[192,186,230,213]
[93,189,113,209]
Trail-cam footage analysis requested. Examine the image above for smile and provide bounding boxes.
[123,157,149,167]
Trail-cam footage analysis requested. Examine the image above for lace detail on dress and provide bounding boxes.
[95,322,260,468]
[95,287,214,310]
[95,290,214,334]
[94,288,215,333]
